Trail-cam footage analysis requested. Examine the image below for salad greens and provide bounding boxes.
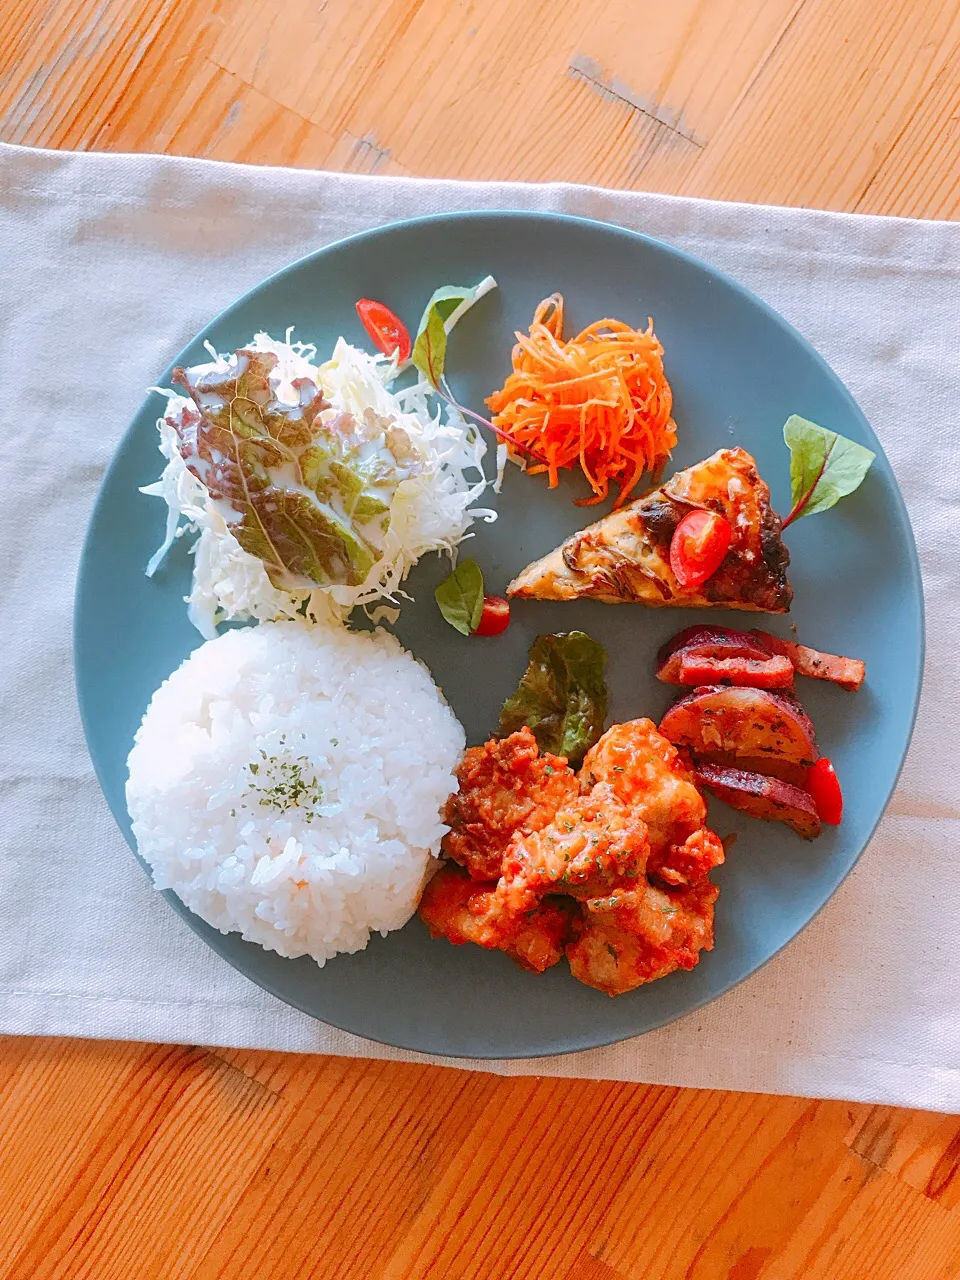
[498,631,608,766]
[782,415,875,529]
[434,559,485,635]
[171,349,406,591]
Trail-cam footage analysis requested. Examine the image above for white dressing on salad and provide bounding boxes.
[144,321,497,637]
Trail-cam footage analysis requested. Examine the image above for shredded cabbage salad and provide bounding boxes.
[144,327,497,638]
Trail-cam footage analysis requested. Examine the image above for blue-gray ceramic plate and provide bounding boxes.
[75,212,923,1058]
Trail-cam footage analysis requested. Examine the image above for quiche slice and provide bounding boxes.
[507,448,792,613]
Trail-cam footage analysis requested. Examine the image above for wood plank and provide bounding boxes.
[207,0,801,189]
[848,1105,960,1210]
[3,1044,960,1280]
[0,1038,153,1270]
[595,1094,860,1278]
[4,0,960,216]
[0,1039,286,1280]
[767,1151,960,1280]
[377,1076,681,1280]
[0,0,181,149]
[188,1057,501,1279]
[854,34,960,219]
[83,0,340,165]
[679,0,960,215]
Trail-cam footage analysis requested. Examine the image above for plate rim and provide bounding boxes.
[74,208,926,1059]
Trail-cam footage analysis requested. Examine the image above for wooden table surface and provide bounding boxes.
[3,1,960,1276]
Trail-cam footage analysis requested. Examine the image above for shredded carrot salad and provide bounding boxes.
[485,293,677,508]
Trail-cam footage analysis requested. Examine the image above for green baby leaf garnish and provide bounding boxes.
[412,278,497,388]
[434,559,485,635]
[412,300,448,388]
[782,415,876,529]
[498,631,608,767]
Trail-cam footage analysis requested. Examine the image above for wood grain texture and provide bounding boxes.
[5,0,960,216]
[2,1039,960,1279]
[3,0,960,1275]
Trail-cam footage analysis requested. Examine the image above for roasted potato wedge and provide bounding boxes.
[690,750,808,788]
[656,626,771,683]
[694,763,822,839]
[659,685,818,767]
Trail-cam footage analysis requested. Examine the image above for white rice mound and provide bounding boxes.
[126,621,465,964]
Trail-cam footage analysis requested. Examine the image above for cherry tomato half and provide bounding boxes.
[807,757,843,825]
[669,509,733,589]
[356,298,412,362]
[473,595,511,636]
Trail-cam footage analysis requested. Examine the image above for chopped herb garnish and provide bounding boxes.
[245,753,324,816]
[606,944,619,962]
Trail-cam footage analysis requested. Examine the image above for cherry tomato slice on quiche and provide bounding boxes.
[473,595,511,637]
[807,757,843,825]
[669,510,733,589]
[356,299,411,362]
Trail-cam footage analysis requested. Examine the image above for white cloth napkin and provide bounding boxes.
[2,141,957,1111]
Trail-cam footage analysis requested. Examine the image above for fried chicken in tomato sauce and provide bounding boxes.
[567,880,718,996]
[422,719,723,996]
[441,727,578,880]
[419,863,573,973]
[496,784,649,920]
[581,718,724,888]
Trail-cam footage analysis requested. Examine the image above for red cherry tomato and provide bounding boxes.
[473,595,511,636]
[669,510,733,589]
[807,757,843,825]
[356,298,411,362]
